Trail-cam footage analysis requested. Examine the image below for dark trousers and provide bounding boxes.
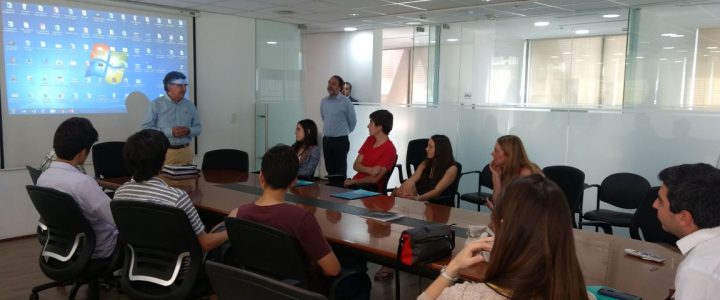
[323,136,350,178]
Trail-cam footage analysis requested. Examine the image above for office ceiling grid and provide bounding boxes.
[127,0,698,32]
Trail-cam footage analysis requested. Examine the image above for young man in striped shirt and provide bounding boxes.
[113,129,227,252]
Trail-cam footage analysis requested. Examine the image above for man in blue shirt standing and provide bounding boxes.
[142,71,201,165]
[321,75,357,179]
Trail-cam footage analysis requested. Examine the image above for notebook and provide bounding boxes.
[364,211,404,222]
[330,189,381,200]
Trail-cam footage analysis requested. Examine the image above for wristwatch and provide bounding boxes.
[440,265,458,282]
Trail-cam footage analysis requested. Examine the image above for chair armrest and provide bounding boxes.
[459,170,481,178]
[579,221,613,235]
[583,183,599,190]
[395,164,405,183]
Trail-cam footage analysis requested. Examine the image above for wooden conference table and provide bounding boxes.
[101,170,681,299]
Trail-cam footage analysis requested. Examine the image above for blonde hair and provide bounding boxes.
[497,135,540,185]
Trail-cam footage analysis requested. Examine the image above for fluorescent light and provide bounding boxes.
[266,41,277,45]
[663,46,674,50]
[636,56,644,59]
[707,46,718,50]
[534,21,549,27]
[575,29,589,35]
[602,14,620,18]
[406,21,421,25]
[446,38,459,42]
[344,27,357,32]
[661,33,684,38]
[349,13,359,16]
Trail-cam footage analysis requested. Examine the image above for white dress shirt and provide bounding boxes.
[37,161,117,258]
[674,226,720,300]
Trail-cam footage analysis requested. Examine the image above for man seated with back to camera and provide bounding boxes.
[37,117,119,260]
[113,129,228,252]
[229,145,370,298]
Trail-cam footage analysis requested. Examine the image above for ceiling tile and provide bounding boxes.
[210,0,278,10]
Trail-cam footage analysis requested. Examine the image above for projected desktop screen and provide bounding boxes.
[1,0,191,114]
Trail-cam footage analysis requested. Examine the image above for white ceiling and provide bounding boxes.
[120,0,711,33]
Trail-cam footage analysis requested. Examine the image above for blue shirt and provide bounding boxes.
[321,94,356,137]
[142,94,202,146]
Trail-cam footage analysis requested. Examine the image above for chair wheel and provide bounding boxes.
[29,293,39,300]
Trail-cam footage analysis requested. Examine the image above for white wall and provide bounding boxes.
[0,12,257,239]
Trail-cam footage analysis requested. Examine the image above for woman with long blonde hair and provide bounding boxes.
[489,135,541,207]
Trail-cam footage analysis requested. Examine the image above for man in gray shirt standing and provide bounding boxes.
[321,75,357,179]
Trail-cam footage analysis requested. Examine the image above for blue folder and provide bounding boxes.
[294,180,315,187]
[330,189,381,200]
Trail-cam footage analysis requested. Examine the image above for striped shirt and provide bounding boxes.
[113,177,205,235]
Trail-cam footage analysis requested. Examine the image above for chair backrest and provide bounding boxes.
[92,141,130,179]
[224,217,312,289]
[111,200,203,300]
[202,149,249,172]
[543,165,586,215]
[405,139,428,179]
[26,185,95,282]
[479,164,494,191]
[26,165,42,185]
[630,187,679,245]
[599,172,651,209]
[206,261,328,300]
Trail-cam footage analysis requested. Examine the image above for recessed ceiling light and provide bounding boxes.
[707,46,718,50]
[659,58,667,61]
[603,14,620,18]
[663,46,674,50]
[344,27,357,32]
[446,38,459,42]
[406,21,421,25]
[712,50,720,53]
[575,29,589,35]
[534,21,549,27]
[349,13,359,17]
[550,55,559,58]
[266,41,277,45]
[636,56,644,59]
[562,52,572,55]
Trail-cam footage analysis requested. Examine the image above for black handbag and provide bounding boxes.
[397,224,455,266]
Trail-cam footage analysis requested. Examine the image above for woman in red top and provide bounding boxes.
[343,109,397,192]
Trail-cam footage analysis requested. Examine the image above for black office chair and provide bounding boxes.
[224,217,370,299]
[395,138,428,183]
[202,149,249,171]
[630,187,678,245]
[355,155,398,195]
[111,200,211,300]
[206,261,328,300]
[429,162,462,207]
[92,141,130,179]
[457,164,493,211]
[543,165,613,234]
[26,185,118,300]
[26,165,42,185]
[582,172,651,233]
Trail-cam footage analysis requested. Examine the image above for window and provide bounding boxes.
[526,35,627,107]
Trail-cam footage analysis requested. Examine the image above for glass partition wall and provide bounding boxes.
[262,2,720,231]
[255,20,303,168]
